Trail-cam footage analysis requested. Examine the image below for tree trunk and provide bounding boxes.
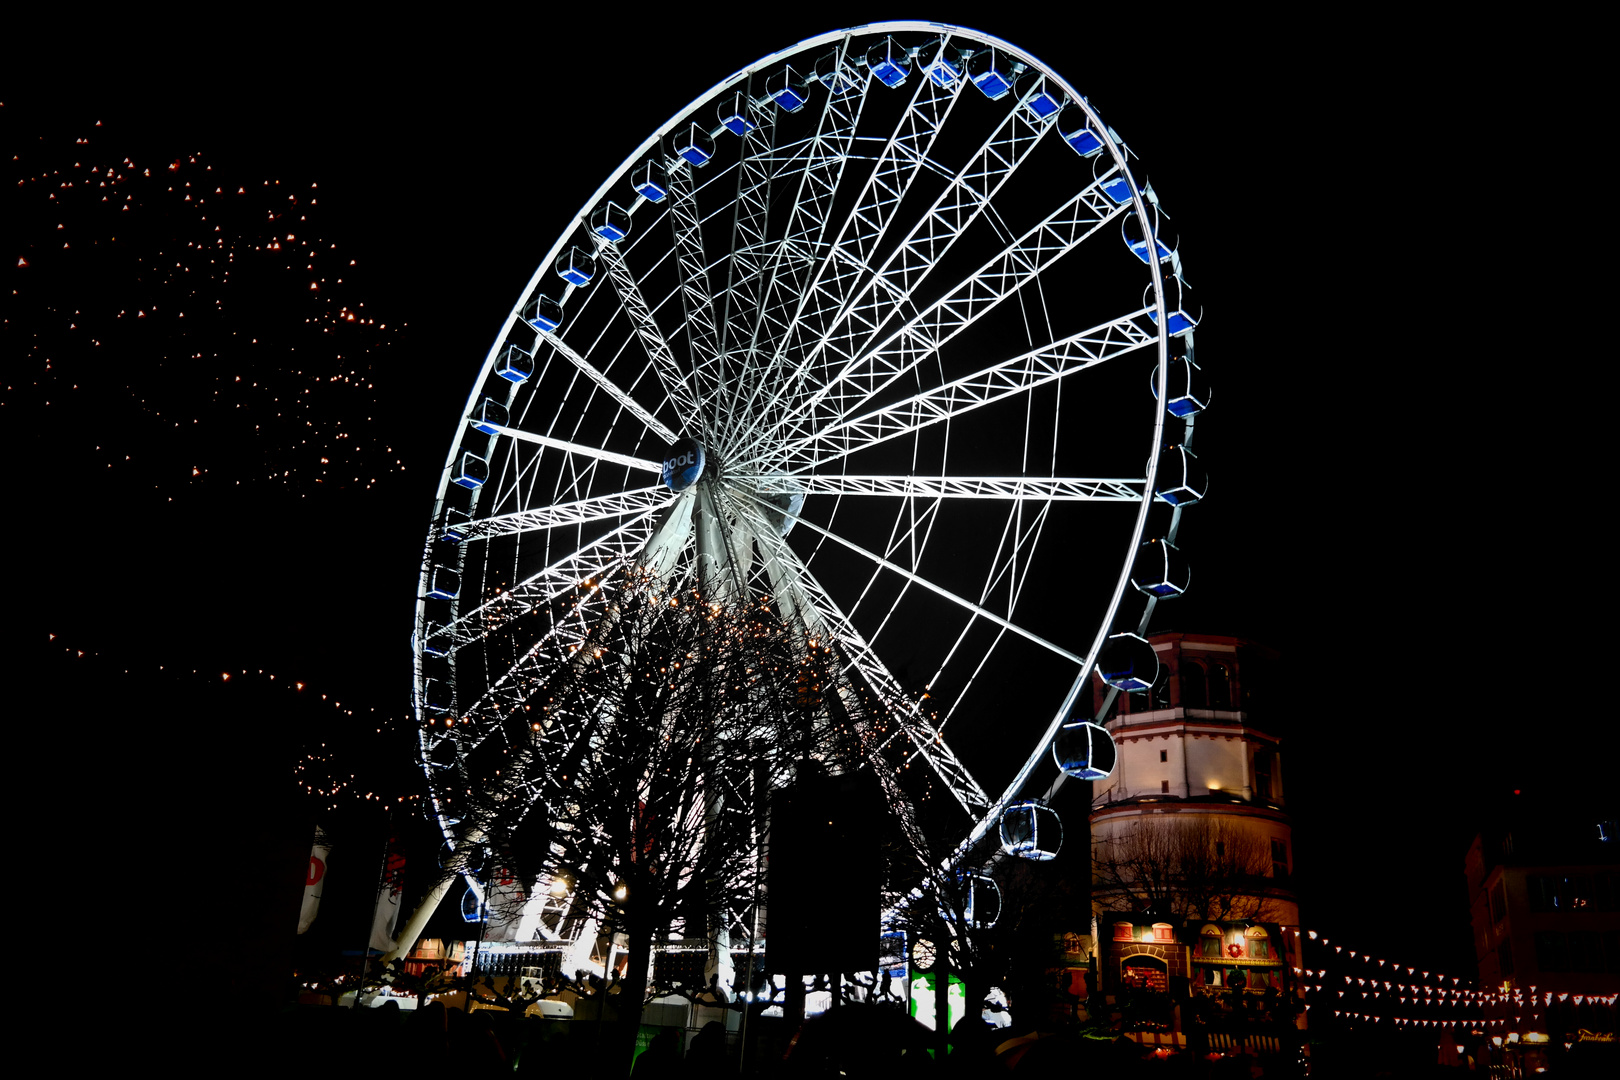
[614,915,653,1076]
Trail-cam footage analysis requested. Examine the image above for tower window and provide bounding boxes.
[1160,749,1168,763]
[1271,838,1289,879]
[1161,780,1170,794]
[1181,661,1207,708]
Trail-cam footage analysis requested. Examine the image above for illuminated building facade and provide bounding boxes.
[1464,808,1619,1053]
[1088,633,1306,1043]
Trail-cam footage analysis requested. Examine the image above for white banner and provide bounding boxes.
[297,827,333,935]
[369,840,406,953]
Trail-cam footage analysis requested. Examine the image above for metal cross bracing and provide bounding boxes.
[410,22,1193,970]
[738,176,1131,476]
[773,307,1162,473]
[730,45,866,414]
[722,54,965,453]
[738,77,1061,456]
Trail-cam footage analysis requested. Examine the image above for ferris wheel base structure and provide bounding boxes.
[401,21,1210,981]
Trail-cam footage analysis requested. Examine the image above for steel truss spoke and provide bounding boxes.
[712,87,779,445]
[666,163,728,436]
[751,182,1130,472]
[730,482,1085,668]
[442,502,697,740]
[747,474,1145,502]
[734,46,866,395]
[430,503,674,654]
[769,307,1157,472]
[741,502,991,818]
[729,51,965,455]
[587,240,700,439]
[456,486,675,543]
[482,422,662,475]
[787,86,1063,428]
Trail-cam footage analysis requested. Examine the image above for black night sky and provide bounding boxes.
[8,11,1603,987]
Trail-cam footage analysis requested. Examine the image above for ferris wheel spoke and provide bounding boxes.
[430,503,674,653]
[747,474,1146,502]
[730,55,966,454]
[588,240,701,439]
[752,180,1129,471]
[733,482,1086,670]
[666,163,728,438]
[745,516,992,817]
[795,88,1064,417]
[759,307,1157,474]
[454,486,676,543]
[712,90,779,434]
[731,45,866,417]
[481,422,662,475]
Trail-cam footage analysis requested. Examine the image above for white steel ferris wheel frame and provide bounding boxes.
[408,21,1196,955]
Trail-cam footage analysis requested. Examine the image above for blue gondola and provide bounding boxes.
[524,293,563,333]
[661,439,706,493]
[495,343,534,383]
[676,123,715,167]
[469,397,507,435]
[767,66,809,112]
[718,92,756,134]
[422,622,450,657]
[1123,212,1173,264]
[555,246,596,287]
[1132,537,1190,599]
[968,48,1016,100]
[1058,104,1104,156]
[1052,720,1117,780]
[591,202,631,243]
[633,160,669,202]
[424,679,453,714]
[452,451,488,490]
[1153,444,1206,506]
[440,507,470,543]
[919,40,963,87]
[461,885,485,923]
[1098,632,1159,692]
[941,871,1001,930]
[814,50,857,93]
[1101,175,1133,204]
[1023,84,1062,120]
[999,800,1062,861]
[867,37,911,88]
[1146,279,1199,335]
[1150,352,1211,418]
[427,565,460,601]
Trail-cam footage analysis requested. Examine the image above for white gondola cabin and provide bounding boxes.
[1097,632,1159,692]
[999,800,1062,861]
[523,293,564,334]
[1153,444,1206,506]
[555,247,596,287]
[495,343,534,383]
[1052,720,1117,780]
[1132,537,1190,599]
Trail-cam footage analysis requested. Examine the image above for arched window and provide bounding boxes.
[1113,921,1134,941]
[1181,661,1207,708]
[1152,922,1176,942]
[1121,955,1168,991]
[1209,663,1232,709]
[1245,925,1272,959]
[1200,924,1224,958]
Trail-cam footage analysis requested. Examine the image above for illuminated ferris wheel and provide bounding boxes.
[409,21,1207,951]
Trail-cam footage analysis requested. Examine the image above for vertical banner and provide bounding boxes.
[297,826,333,934]
[369,836,406,953]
